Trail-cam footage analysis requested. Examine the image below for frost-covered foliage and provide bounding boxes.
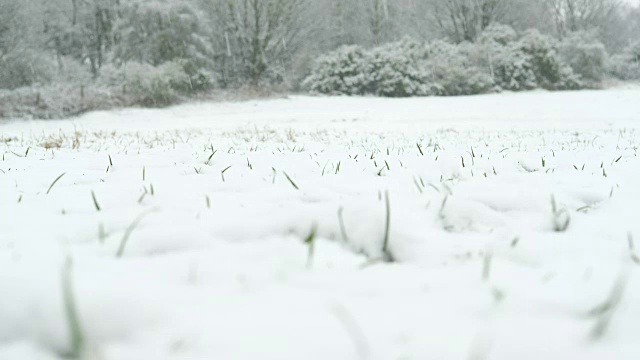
[122,62,192,106]
[490,45,538,91]
[367,39,433,97]
[0,60,201,119]
[560,31,608,85]
[425,41,496,96]
[475,27,582,91]
[303,39,496,97]
[304,27,588,98]
[607,42,640,80]
[302,46,372,95]
[0,50,56,90]
[477,24,518,46]
[509,30,581,90]
[114,1,215,92]
[0,83,126,119]
[100,60,204,107]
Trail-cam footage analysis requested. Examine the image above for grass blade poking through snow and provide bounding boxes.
[482,251,493,281]
[99,224,106,244]
[629,232,639,264]
[116,210,154,257]
[588,272,629,340]
[338,207,350,243]
[91,191,101,211]
[382,190,393,262]
[305,223,318,268]
[47,172,66,195]
[221,166,232,182]
[551,195,570,232]
[61,257,85,359]
[329,304,371,360]
[283,171,299,190]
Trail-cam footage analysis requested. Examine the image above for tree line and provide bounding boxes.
[0,0,638,117]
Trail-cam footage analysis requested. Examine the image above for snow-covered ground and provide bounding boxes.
[1,88,640,360]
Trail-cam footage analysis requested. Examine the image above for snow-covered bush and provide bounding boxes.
[303,39,494,97]
[122,62,192,106]
[425,41,495,96]
[607,42,640,80]
[477,24,518,46]
[0,50,56,90]
[368,39,433,97]
[0,83,127,119]
[303,28,592,98]
[489,30,581,91]
[302,45,372,95]
[516,30,581,90]
[492,45,539,91]
[560,31,608,85]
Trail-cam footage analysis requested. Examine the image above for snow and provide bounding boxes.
[1,88,640,359]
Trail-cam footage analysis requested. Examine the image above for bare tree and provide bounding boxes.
[0,0,21,60]
[43,0,119,76]
[366,0,394,45]
[202,0,310,86]
[428,0,512,42]
[543,0,622,37]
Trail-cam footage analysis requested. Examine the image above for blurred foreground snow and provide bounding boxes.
[1,88,640,359]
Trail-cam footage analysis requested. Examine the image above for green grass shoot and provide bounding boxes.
[61,257,85,359]
[382,190,393,262]
[283,171,299,190]
[338,207,349,243]
[304,223,318,268]
[91,191,101,211]
[47,172,66,195]
[116,211,153,257]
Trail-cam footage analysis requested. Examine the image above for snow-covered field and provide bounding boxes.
[1,88,640,360]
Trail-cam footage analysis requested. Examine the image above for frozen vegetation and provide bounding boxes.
[1,0,639,118]
[2,88,640,359]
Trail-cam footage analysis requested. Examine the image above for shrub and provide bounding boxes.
[425,41,496,96]
[0,49,56,90]
[368,39,433,97]
[303,39,496,97]
[488,30,581,91]
[607,42,640,80]
[516,30,582,90]
[0,83,127,120]
[123,61,191,107]
[302,31,590,98]
[560,31,608,85]
[608,55,640,80]
[302,45,372,95]
[492,45,539,91]
[477,24,518,46]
